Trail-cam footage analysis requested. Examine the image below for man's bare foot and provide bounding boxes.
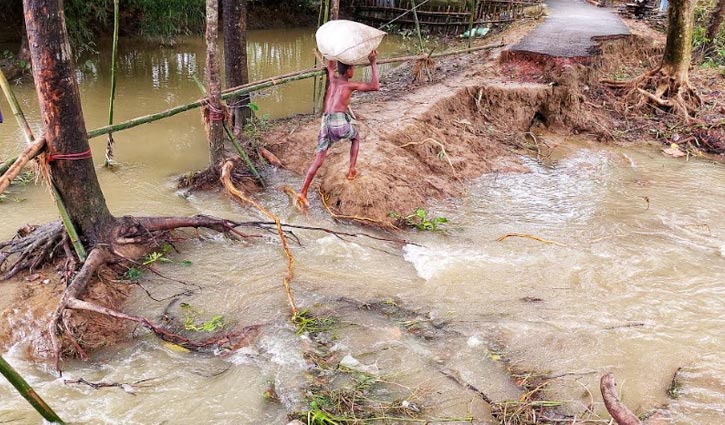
[282,186,309,212]
[295,194,310,212]
[346,169,359,180]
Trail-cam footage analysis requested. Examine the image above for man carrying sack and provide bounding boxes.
[292,20,385,211]
[293,50,380,211]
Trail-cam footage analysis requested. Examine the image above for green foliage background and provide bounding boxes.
[694,0,725,66]
[0,0,319,47]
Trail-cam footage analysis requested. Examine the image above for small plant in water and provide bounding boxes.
[180,303,225,332]
[292,309,335,335]
[124,267,142,281]
[389,208,448,231]
[142,251,171,266]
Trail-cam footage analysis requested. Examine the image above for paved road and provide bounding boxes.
[511,0,630,58]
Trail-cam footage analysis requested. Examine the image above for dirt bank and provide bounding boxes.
[266,17,724,226]
[266,23,605,225]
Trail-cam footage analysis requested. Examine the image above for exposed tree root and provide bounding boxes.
[602,66,702,121]
[318,188,399,230]
[0,222,67,280]
[496,232,567,247]
[600,373,642,425]
[220,159,298,315]
[177,156,255,192]
[2,208,409,370]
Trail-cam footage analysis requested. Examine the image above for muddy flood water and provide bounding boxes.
[1,29,724,424]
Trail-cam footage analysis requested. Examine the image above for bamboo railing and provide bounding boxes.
[355,0,541,35]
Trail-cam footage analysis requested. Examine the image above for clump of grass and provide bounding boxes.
[492,371,563,425]
[300,366,431,425]
[667,367,683,399]
[388,208,448,231]
[180,302,225,332]
[292,309,336,336]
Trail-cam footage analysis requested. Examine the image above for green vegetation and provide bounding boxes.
[142,251,171,266]
[242,102,271,148]
[180,302,226,332]
[292,309,335,335]
[694,1,725,67]
[389,208,448,231]
[124,267,142,280]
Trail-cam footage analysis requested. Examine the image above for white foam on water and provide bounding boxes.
[402,244,512,281]
[313,234,370,259]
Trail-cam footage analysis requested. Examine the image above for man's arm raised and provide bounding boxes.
[351,49,380,92]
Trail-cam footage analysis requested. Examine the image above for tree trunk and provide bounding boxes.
[331,0,340,19]
[661,0,694,81]
[204,0,226,167]
[23,0,114,246]
[223,0,252,134]
[705,0,724,53]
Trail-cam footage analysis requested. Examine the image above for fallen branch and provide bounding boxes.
[0,139,45,196]
[496,233,567,247]
[63,376,156,395]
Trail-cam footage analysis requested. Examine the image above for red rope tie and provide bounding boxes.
[208,110,226,122]
[46,148,93,163]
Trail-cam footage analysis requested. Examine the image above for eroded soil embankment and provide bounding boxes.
[268,47,601,224]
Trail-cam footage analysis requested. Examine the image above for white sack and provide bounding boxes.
[316,20,386,65]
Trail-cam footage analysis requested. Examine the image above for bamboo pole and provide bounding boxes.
[0,138,45,195]
[410,0,425,51]
[104,0,120,166]
[0,69,34,141]
[0,68,87,262]
[0,355,65,423]
[0,156,18,176]
[468,0,475,48]
[87,68,325,139]
[191,74,264,185]
[80,42,499,140]
[312,0,325,115]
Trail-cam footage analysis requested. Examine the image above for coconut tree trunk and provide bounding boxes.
[705,0,724,53]
[661,0,695,81]
[205,0,226,167]
[23,0,114,245]
[223,0,251,133]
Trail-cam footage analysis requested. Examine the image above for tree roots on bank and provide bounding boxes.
[602,66,702,121]
[1,167,409,373]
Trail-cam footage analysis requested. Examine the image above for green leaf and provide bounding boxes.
[247,102,260,112]
[181,260,192,267]
[124,267,142,280]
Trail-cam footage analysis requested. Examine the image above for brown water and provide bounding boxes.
[1,29,724,425]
